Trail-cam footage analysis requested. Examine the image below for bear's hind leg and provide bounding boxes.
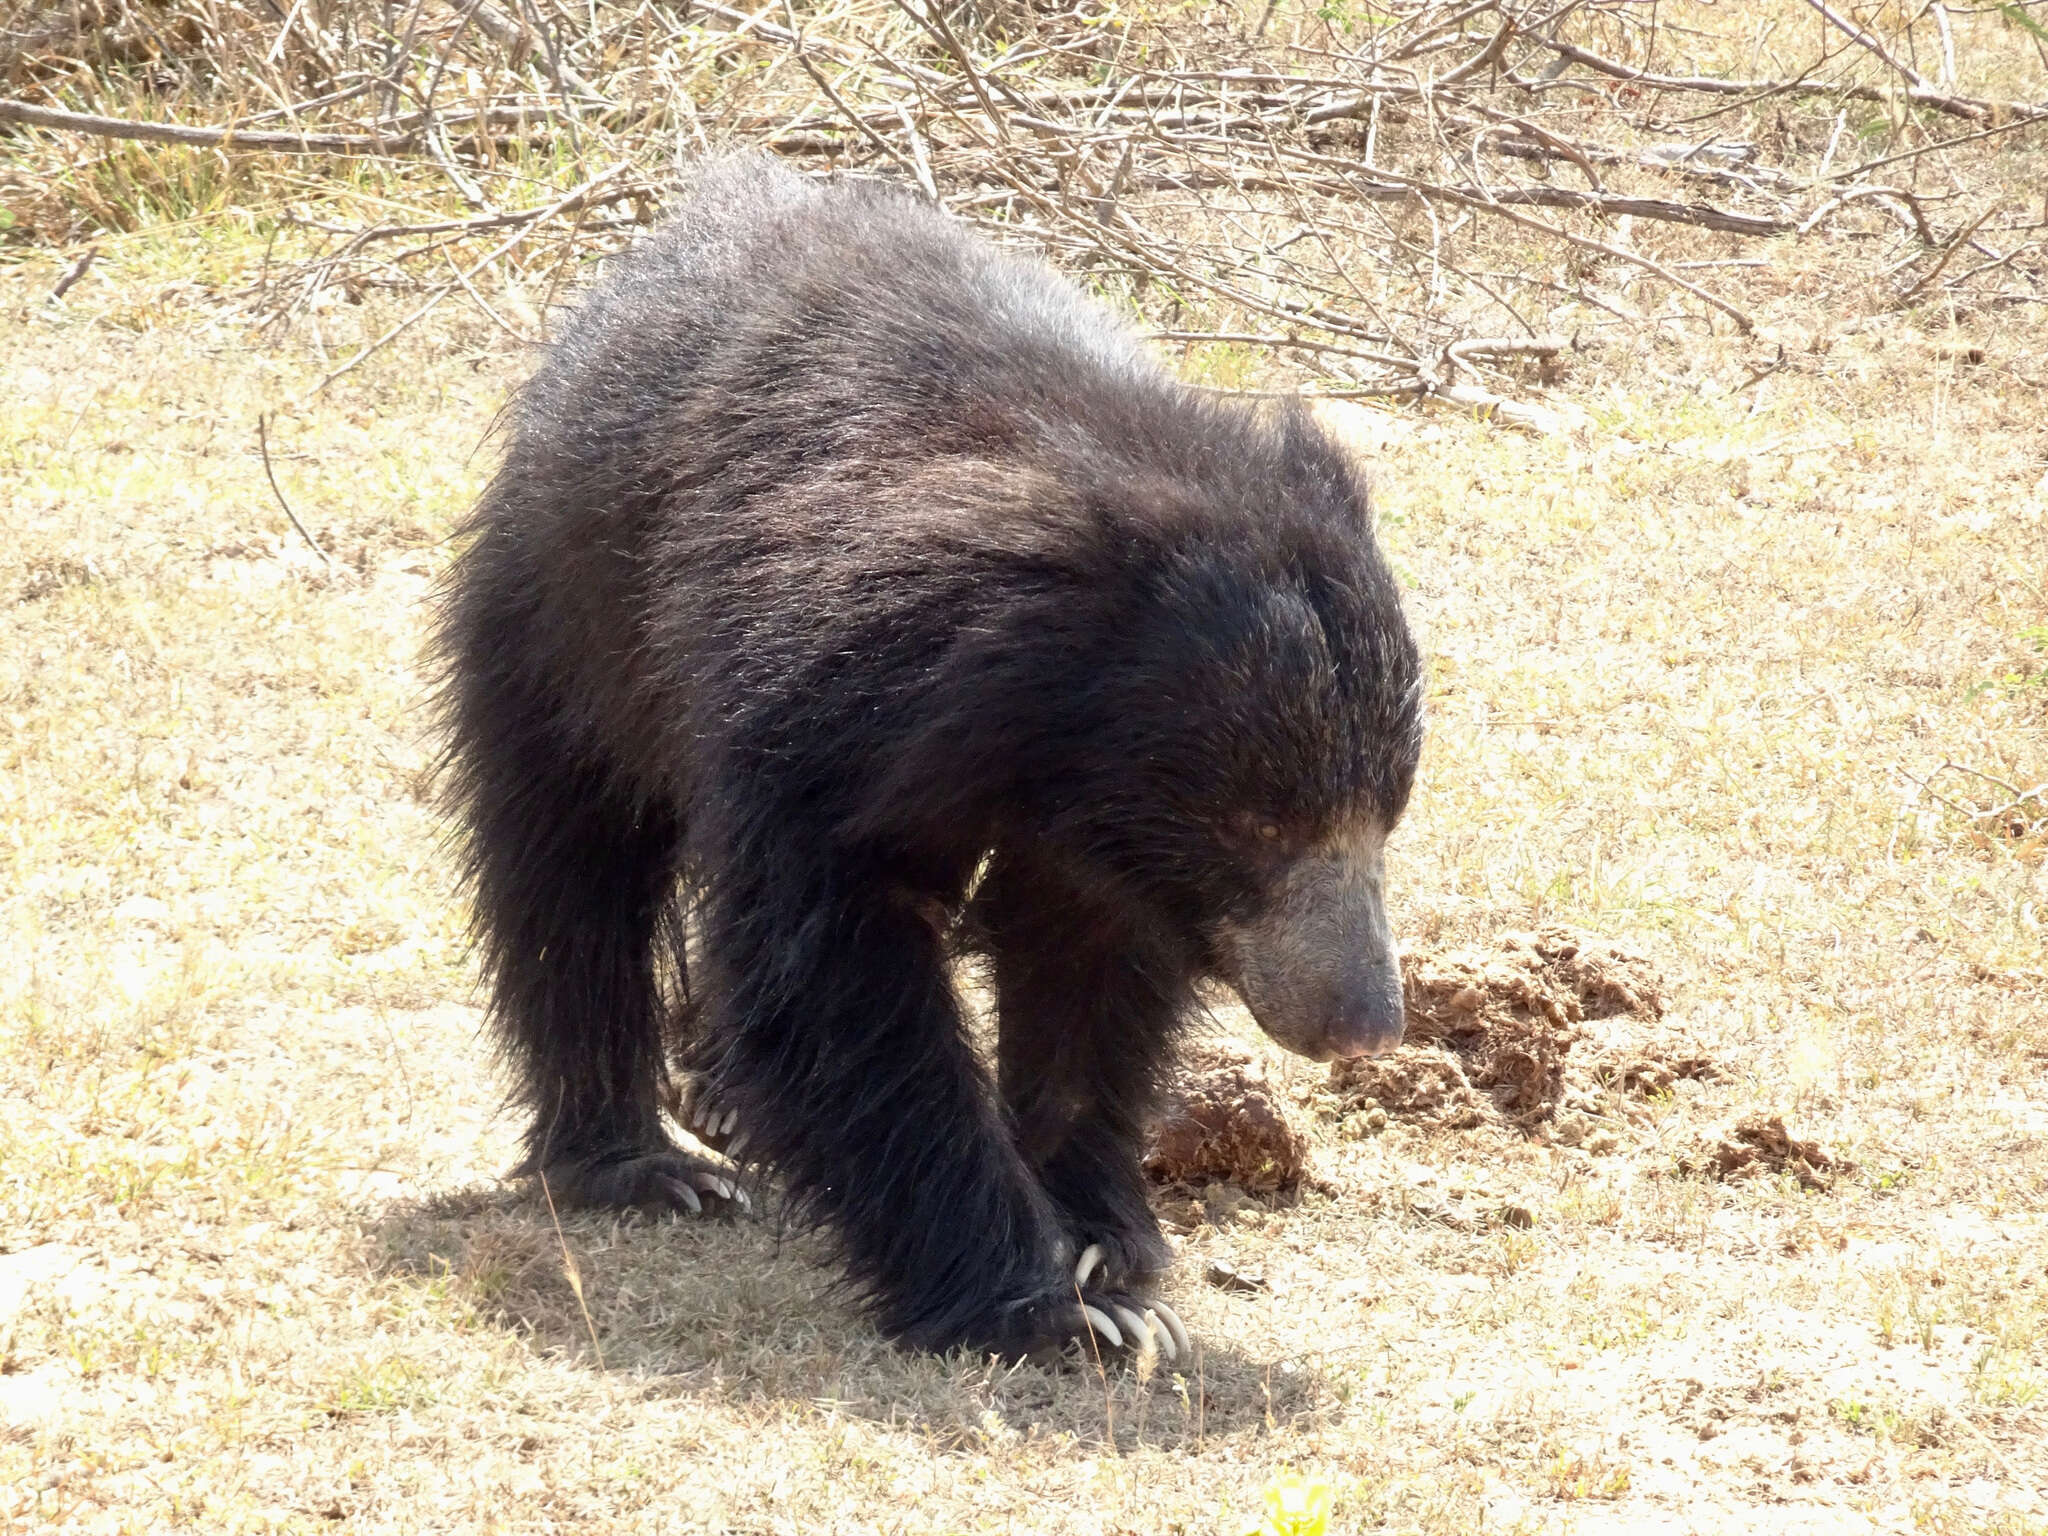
[449,697,739,1217]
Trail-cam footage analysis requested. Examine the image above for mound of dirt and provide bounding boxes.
[1328,925,1690,1132]
[1333,1049,1492,1131]
[1605,1047,1723,1097]
[1145,1044,1309,1192]
[1686,1115,1848,1191]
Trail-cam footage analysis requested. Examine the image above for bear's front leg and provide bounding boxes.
[977,852,1194,1360]
[698,853,1172,1362]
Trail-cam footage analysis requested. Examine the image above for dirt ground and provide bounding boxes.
[2,209,2045,1534]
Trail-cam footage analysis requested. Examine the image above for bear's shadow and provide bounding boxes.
[368,1183,1328,1451]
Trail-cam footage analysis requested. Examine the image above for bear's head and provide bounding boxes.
[1068,501,1424,1064]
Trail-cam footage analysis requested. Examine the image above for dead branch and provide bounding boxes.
[48,245,96,300]
[1531,36,2045,125]
[1799,185,1935,244]
[0,95,576,154]
[1799,0,1930,92]
[4,0,2038,410]
[1435,14,1516,87]
[1894,205,1998,305]
[256,413,331,565]
[0,96,416,153]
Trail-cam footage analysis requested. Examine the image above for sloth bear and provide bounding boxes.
[437,155,1423,1363]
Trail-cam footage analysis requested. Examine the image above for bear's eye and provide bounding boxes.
[1229,815,1290,850]
[1224,812,1294,856]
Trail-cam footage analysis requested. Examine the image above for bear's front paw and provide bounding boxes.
[533,1146,748,1217]
[1071,1242,1191,1363]
[1061,1223,1171,1295]
[989,1248,1192,1368]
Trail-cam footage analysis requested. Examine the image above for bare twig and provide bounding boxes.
[1828,110,2048,183]
[1530,35,2042,124]
[779,0,922,181]
[1800,185,1935,244]
[256,413,331,565]
[48,246,97,300]
[307,163,627,394]
[1894,204,1998,305]
[1933,762,2033,802]
[887,0,1009,131]
[1799,0,1930,90]
[1151,330,1418,370]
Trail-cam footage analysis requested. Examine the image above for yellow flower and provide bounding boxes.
[1243,1469,1334,1536]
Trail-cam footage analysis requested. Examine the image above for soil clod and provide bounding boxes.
[1326,925,1683,1132]
[1688,1115,1848,1191]
[1146,1044,1310,1192]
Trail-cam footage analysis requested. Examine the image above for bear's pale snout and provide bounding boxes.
[1217,822,1407,1062]
[1316,951,1407,1061]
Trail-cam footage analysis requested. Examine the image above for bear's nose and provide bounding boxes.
[1320,971,1406,1059]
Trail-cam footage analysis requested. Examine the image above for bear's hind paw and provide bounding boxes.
[675,1078,744,1157]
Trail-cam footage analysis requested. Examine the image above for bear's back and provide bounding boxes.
[521,157,1165,487]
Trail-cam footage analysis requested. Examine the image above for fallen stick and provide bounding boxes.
[0,96,414,153]
[1530,37,2045,125]
[0,96,583,155]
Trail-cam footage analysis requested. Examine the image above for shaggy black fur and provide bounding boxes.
[437,155,1422,1359]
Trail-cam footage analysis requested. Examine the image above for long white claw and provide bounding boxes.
[1143,1308,1176,1364]
[718,1108,739,1138]
[697,1174,732,1202]
[1110,1304,1150,1354]
[1074,1243,1104,1288]
[1079,1304,1122,1350]
[671,1179,703,1216]
[1150,1300,1192,1361]
[688,1100,706,1130]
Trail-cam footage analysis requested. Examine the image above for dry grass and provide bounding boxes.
[4,4,2048,1527]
